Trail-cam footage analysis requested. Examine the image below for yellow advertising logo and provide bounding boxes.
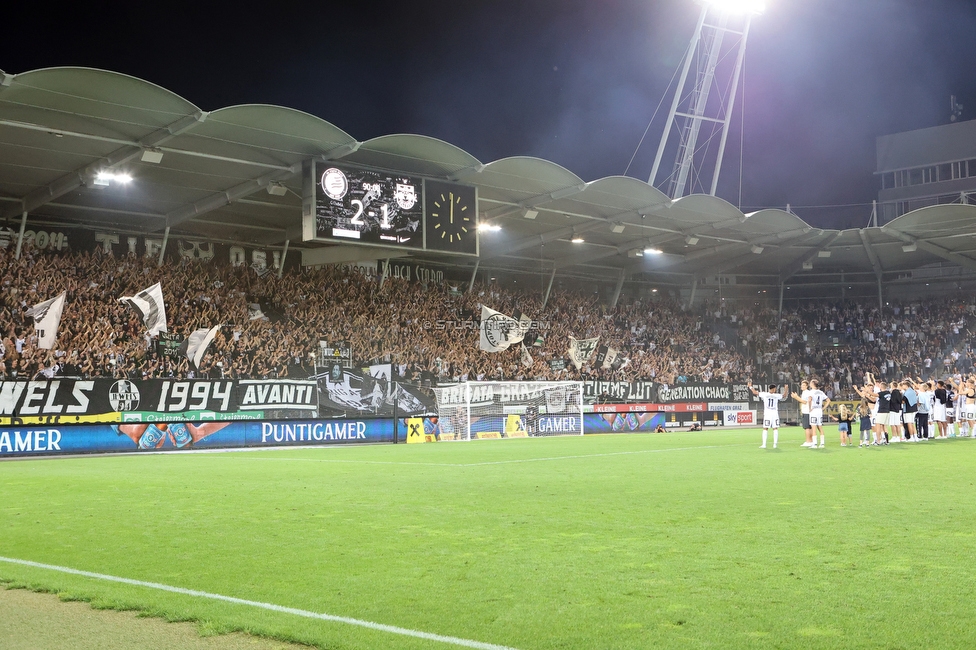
[405,418,425,443]
[505,414,527,436]
[477,431,502,439]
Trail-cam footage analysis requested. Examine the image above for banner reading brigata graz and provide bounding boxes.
[582,381,751,404]
[0,378,318,425]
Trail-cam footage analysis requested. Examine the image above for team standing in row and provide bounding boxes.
[748,375,976,449]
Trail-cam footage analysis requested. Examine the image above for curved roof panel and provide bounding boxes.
[3,66,976,286]
[347,134,481,178]
[3,67,200,141]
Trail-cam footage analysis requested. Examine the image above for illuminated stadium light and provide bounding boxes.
[571,236,585,244]
[699,0,766,15]
[902,243,918,252]
[93,171,132,186]
[644,247,663,255]
[478,223,501,232]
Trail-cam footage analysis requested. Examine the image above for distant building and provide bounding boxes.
[876,119,976,223]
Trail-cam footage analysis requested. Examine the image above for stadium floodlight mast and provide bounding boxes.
[648,0,762,200]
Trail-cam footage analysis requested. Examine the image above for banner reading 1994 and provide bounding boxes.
[0,379,317,425]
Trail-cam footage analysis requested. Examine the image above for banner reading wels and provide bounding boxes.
[0,379,317,425]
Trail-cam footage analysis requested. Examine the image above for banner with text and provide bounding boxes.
[0,418,395,457]
[0,379,318,425]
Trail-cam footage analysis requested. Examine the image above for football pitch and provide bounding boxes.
[3,428,976,649]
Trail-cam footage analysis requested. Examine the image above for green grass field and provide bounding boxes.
[3,427,976,649]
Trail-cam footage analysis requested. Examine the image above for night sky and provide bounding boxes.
[6,0,976,229]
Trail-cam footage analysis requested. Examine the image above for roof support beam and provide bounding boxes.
[482,198,670,263]
[883,226,976,273]
[2,111,207,220]
[162,141,358,231]
[482,183,588,219]
[551,214,755,271]
[857,229,884,278]
[778,231,842,283]
[164,164,301,229]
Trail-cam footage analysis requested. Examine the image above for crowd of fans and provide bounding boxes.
[0,245,972,392]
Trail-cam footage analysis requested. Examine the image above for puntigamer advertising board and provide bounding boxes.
[0,418,396,457]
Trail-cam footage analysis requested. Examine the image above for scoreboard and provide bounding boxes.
[303,162,478,256]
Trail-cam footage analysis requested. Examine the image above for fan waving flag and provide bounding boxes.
[520,343,534,368]
[511,309,533,342]
[568,336,600,370]
[594,345,619,370]
[26,291,66,349]
[179,325,222,369]
[479,306,523,352]
[119,282,168,336]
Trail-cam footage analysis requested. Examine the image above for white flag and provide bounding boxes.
[595,345,619,370]
[479,306,522,352]
[119,282,167,336]
[568,336,600,370]
[520,343,534,368]
[26,291,66,350]
[180,325,222,369]
[511,309,533,342]
[248,303,268,321]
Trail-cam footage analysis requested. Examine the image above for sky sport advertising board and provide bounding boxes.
[0,418,396,457]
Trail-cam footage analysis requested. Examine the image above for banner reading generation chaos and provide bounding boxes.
[0,378,318,425]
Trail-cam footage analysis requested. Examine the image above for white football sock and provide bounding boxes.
[773,429,779,446]
[762,430,767,446]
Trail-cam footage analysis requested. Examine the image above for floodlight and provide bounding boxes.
[478,223,501,232]
[685,236,699,246]
[698,0,765,15]
[644,247,663,255]
[571,237,585,244]
[140,149,163,164]
[267,182,288,196]
[818,250,831,258]
[94,171,132,185]
[522,209,538,220]
[802,261,814,270]
[902,243,917,252]
[751,245,764,254]
[611,224,626,234]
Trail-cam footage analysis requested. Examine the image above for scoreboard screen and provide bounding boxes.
[312,167,424,248]
[303,162,478,256]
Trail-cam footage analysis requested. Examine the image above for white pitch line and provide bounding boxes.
[0,556,518,650]
[230,443,742,467]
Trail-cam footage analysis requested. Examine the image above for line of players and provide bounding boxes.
[748,375,976,449]
[851,373,976,445]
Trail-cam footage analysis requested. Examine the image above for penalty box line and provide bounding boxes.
[230,443,745,467]
[0,556,518,650]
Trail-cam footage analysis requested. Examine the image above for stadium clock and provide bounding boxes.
[424,179,478,255]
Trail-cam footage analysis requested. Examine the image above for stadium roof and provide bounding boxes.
[2,66,976,290]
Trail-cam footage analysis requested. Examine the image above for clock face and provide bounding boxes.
[424,179,478,255]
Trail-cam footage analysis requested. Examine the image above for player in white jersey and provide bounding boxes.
[791,380,814,447]
[807,379,831,448]
[749,382,789,449]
